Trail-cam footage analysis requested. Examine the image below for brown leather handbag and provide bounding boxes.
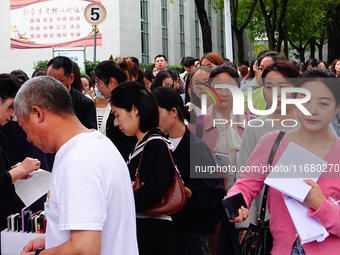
[132,135,192,216]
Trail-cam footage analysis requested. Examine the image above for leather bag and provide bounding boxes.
[240,130,286,255]
[132,135,191,216]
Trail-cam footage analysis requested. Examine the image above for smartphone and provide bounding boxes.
[15,216,22,232]
[11,213,20,231]
[7,214,13,231]
[30,215,38,233]
[42,218,47,233]
[222,193,247,220]
[215,153,229,166]
[21,206,32,233]
[34,215,39,233]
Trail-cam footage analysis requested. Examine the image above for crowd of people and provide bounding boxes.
[0,51,339,255]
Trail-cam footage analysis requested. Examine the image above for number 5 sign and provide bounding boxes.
[84,3,107,25]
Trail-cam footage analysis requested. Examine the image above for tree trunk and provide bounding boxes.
[327,6,340,63]
[276,0,288,53]
[259,0,277,50]
[284,38,288,58]
[310,37,316,59]
[299,48,306,63]
[234,30,245,65]
[194,0,212,53]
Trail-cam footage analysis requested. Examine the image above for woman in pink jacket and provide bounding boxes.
[228,68,340,255]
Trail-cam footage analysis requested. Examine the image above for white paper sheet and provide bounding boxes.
[14,169,51,206]
[284,195,329,244]
[264,142,327,202]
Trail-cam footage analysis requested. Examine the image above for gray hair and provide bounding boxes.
[14,76,74,118]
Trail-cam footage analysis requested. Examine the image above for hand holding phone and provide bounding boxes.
[222,193,247,220]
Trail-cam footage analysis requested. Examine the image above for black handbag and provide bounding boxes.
[240,130,286,255]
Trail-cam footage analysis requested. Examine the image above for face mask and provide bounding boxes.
[94,86,105,99]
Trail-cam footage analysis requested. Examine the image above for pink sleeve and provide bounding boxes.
[308,197,340,237]
[227,130,282,207]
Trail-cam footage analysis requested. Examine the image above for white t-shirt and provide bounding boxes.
[45,131,138,255]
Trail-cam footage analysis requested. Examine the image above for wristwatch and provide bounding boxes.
[35,248,45,255]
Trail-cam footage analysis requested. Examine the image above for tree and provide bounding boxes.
[327,5,340,63]
[258,0,289,51]
[230,0,258,64]
[194,0,212,53]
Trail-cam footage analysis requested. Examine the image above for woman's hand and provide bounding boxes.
[20,157,41,175]
[229,206,249,223]
[302,179,324,211]
[9,157,41,183]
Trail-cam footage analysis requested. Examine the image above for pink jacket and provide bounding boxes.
[228,130,340,255]
[189,105,250,154]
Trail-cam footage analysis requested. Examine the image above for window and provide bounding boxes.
[208,1,212,29]
[141,0,149,63]
[220,10,225,58]
[161,0,168,58]
[195,7,200,58]
[179,0,185,57]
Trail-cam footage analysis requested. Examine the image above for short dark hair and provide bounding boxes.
[182,57,195,67]
[32,68,47,78]
[210,64,241,88]
[153,86,192,123]
[297,68,340,105]
[110,81,159,132]
[0,74,21,102]
[257,52,287,68]
[47,56,73,77]
[154,54,167,62]
[94,60,128,85]
[305,58,318,68]
[262,60,300,79]
[10,69,29,83]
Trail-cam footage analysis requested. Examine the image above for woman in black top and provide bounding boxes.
[154,86,226,255]
[110,81,175,255]
[94,60,136,161]
[0,74,41,231]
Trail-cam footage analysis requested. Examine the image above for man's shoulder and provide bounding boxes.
[70,88,95,105]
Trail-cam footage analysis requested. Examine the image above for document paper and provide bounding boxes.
[14,169,51,206]
[264,142,327,202]
[284,195,329,244]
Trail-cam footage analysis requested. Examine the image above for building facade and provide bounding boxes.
[0,0,245,76]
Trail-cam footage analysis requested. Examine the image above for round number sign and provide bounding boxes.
[84,3,107,25]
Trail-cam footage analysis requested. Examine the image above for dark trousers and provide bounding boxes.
[137,218,175,255]
[175,232,211,255]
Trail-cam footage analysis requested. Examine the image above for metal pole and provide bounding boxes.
[93,25,97,63]
[224,0,233,62]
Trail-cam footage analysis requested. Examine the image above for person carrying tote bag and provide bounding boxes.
[110,81,176,255]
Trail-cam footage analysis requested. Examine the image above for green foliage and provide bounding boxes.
[140,63,154,70]
[140,63,185,74]
[168,65,185,73]
[254,42,269,57]
[285,0,325,45]
[207,0,224,12]
[33,60,48,70]
[84,60,100,77]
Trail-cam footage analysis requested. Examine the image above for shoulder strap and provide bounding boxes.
[259,129,286,221]
[135,135,176,176]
